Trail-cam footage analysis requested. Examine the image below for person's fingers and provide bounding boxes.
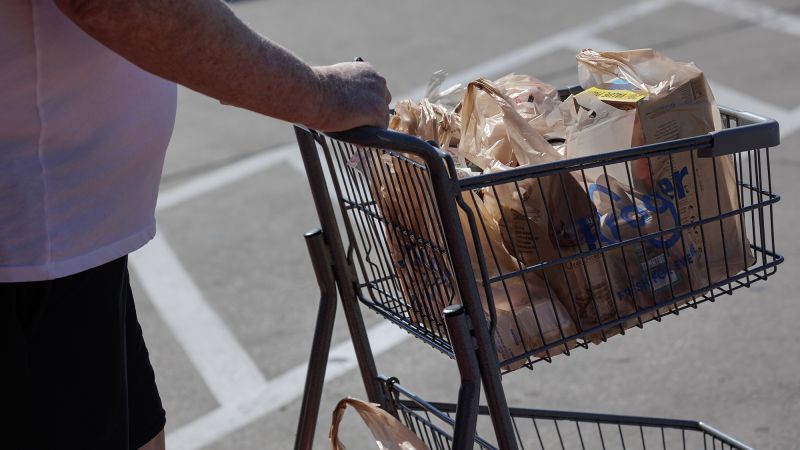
[309,62,392,131]
[376,107,390,128]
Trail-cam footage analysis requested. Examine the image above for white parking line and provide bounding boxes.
[781,107,800,138]
[129,234,268,406]
[684,0,800,38]
[156,145,295,212]
[157,0,676,212]
[166,321,409,450]
[401,0,673,101]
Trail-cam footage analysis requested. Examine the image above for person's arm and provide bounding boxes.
[54,0,390,131]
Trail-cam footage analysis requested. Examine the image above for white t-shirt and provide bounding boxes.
[0,1,177,281]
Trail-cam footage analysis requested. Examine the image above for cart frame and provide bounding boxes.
[291,87,781,449]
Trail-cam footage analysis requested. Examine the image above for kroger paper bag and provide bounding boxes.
[560,89,639,183]
[560,90,681,311]
[330,398,429,450]
[460,190,577,367]
[351,146,576,366]
[589,174,702,318]
[458,188,577,368]
[576,49,755,286]
[492,282,577,370]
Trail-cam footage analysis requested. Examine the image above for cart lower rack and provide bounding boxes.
[383,377,752,450]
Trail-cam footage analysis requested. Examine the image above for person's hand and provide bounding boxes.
[309,61,391,132]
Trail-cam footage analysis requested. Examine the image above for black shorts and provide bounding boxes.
[1,256,165,449]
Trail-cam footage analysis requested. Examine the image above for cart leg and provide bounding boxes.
[294,126,385,408]
[444,305,482,450]
[294,229,338,450]
[448,195,519,450]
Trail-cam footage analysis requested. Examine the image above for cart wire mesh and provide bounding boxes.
[322,137,457,352]
[381,378,754,450]
[311,101,781,373]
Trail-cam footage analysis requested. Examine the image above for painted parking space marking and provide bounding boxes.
[156,145,295,212]
[399,0,673,102]
[130,234,268,406]
[165,321,408,450]
[685,0,800,38]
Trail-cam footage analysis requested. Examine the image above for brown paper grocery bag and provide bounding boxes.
[356,149,455,332]
[358,145,574,364]
[329,398,429,450]
[575,49,755,288]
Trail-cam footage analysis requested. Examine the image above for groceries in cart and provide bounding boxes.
[461,77,632,353]
[359,48,754,363]
[566,49,754,308]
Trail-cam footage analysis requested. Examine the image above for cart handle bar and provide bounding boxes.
[321,104,777,187]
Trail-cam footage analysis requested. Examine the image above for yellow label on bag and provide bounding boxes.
[585,86,646,103]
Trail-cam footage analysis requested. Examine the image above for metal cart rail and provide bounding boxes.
[291,86,781,450]
[383,376,752,450]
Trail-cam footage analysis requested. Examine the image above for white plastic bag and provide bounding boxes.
[461,78,633,338]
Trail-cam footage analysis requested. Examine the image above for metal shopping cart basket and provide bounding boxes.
[291,86,782,450]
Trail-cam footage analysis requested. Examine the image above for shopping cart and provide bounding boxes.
[291,86,782,450]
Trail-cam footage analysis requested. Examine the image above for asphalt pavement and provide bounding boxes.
[128,0,800,448]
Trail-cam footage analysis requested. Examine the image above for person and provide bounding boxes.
[0,1,391,449]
